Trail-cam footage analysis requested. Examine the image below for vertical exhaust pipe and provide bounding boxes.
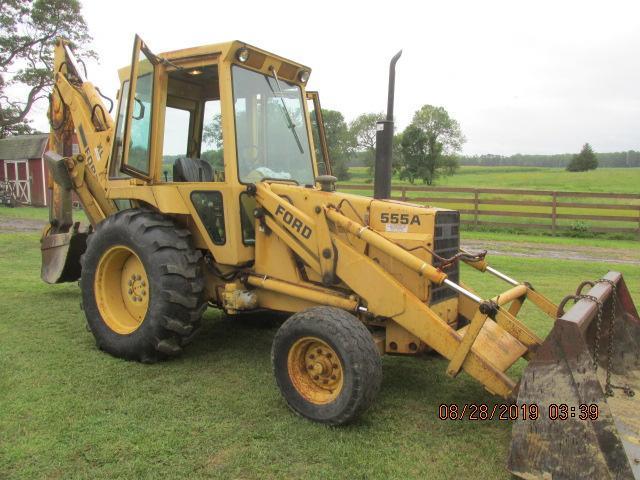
[374,50,402,200]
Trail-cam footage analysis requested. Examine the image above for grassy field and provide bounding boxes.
[344,165,640,193]
[341,166,640,239]
[1,227,639,479]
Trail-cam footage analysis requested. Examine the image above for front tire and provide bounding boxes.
[80,209,206,363]
[271,306,382,425]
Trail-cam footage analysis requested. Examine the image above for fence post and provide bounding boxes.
[474,190,479,226]
[551,192,558,236]
[401,186,407,202]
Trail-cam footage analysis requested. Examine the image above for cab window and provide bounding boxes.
[232,65,314,185]
[109,80,130,178]
[162,106,192,181]
[160,64,224,183]
[201,99,224,181]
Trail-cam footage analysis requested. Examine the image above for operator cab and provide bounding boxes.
[108,37,331,265]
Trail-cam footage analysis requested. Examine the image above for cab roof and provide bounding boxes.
[117,39,312,85]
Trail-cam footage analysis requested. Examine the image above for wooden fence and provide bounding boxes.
[338,184,640,237]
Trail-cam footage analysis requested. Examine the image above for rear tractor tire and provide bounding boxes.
[80,209,206,363]
[271,306,382,425]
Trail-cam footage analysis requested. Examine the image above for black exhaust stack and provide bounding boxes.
[373,50,402,200]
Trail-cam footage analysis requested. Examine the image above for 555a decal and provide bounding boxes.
[380,212,421,225]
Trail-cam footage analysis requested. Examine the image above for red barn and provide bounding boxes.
[0,134,50,206]
[0,134,81,207]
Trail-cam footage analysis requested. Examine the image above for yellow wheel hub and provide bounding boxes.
[94,245,149,334]
[287,337,344,404]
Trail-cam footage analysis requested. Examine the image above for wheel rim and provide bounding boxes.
[287,337,344,404]
[94,245,149,334]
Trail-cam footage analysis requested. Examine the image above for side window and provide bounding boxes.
[127,72,154,175]
[308,100,326,175]
[109,80,130,178]
[201,100,224,181]
[162,106,192,181]
[191,191,225,244]
[239,192,255,244]
[306,91,331,176]
[121,35,158,179]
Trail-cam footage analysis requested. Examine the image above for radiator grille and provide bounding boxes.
[430,211,460,304]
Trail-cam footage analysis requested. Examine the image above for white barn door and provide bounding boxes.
[3,160,31,204]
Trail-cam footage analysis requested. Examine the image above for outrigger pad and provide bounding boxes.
[508,271,640,480]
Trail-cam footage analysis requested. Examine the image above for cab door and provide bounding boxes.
[306,91,332,176]
[121,35,160,181]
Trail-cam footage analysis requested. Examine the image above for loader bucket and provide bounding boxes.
[508,271,640,480]
[40,223,88,284]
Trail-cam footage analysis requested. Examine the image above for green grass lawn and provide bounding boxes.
[1,231,638,479]
[344,165,640,193]
[0,205,87,224]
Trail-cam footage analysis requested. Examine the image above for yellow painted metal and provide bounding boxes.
[333,235,516,397]
[368,233,433,301]
[447,310,489,377]
[369,200,436,235]
[287,337,344,404]
[524,287,558,318]
[430,297,459,325]
[263,216,321,273]
[457,320,528,373]
[253,221,306,284]
[313,204,336,284]
[386,320,424,354]
[494,309,542,356]
[94,246,148,334]
[492,285,528,306]
[325,207,448,286]
[246,275,358,312]
[62,154,116,225]
[508,297,525,317]
[256,183,319,258]
[462,257,488,272]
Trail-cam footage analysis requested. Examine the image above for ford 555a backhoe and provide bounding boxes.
[40,36,640,479]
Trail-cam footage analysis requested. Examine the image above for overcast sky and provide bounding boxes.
[27,0,640,155]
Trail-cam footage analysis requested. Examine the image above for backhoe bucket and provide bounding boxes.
[40,150,89,284]
[508,271,640,479]
[40,223,88,284]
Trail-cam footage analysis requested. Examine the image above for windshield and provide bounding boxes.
[232,65,315,184]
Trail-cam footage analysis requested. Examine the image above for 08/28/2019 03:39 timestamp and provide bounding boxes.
[438,403,600,421]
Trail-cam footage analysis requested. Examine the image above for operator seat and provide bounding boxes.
[173,157,213,182]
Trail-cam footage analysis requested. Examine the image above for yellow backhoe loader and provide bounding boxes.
[41,36,639,479]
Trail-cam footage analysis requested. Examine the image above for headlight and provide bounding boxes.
[236,48,249,63]
[298,70,309,82]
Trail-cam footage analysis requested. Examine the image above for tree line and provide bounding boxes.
[318,105,465,185]
[460,149,640,168]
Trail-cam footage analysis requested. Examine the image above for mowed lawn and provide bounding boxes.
[344,165,640,193]
[1,227,639,479]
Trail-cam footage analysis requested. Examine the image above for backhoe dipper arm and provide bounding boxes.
[47,38,117,229]
[41,39,117,285]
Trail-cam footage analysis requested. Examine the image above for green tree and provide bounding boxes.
[349,112,384,175]
[399,105,464,185]
[202,113,222,149]
[566,143,598,172]
[318,109,351,180]
[399,125,428,184]
[0,0,94,138]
